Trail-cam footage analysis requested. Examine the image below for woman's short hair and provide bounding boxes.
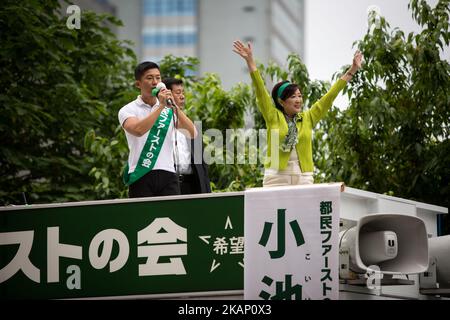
[271,81,300,112]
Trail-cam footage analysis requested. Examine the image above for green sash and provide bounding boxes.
[123,107,174,186]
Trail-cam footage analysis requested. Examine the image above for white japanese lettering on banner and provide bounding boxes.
[198,216,245,274]
[0,217,187,289]
[138,217,187,276]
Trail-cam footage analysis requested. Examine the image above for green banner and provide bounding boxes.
[0,194,244,299]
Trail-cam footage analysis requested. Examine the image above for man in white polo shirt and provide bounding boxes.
[118,61,197,197]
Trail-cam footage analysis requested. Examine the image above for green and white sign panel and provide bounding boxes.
[0,194,244,299]
[244,184,341,300]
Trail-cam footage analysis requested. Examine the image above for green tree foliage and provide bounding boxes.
[0,0,136,204]
[313,0,449,216]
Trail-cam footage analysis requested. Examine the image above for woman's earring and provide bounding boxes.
[278,98,284,108]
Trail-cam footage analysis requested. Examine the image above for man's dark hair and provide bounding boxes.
[271,81,300,112]
[134,61,160,80]
[163,77,183,90]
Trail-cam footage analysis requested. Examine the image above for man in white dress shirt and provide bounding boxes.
[163,78,211,195]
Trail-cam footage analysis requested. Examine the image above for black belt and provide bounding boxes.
[178,174,194,183]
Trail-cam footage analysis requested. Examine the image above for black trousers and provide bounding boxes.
[179,174,201,195]
[129,170,180,198]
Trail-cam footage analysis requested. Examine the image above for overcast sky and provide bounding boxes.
[304,0,446,80]
[304,0,447,107]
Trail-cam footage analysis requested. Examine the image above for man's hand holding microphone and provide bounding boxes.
[152,82,175,108]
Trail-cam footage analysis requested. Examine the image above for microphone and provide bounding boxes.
[151,82,165,96]
[152,82,173,106]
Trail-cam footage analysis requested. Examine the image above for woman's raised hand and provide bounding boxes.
[351,50,364,72]
[233,40,254,60]
[233,40,256,72]
[341,50,364,81]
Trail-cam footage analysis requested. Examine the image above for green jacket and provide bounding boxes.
[250,69,346,172]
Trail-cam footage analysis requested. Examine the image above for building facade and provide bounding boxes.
[198,0,305,89]
[140,0,198,63]
[78,0,304,88]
